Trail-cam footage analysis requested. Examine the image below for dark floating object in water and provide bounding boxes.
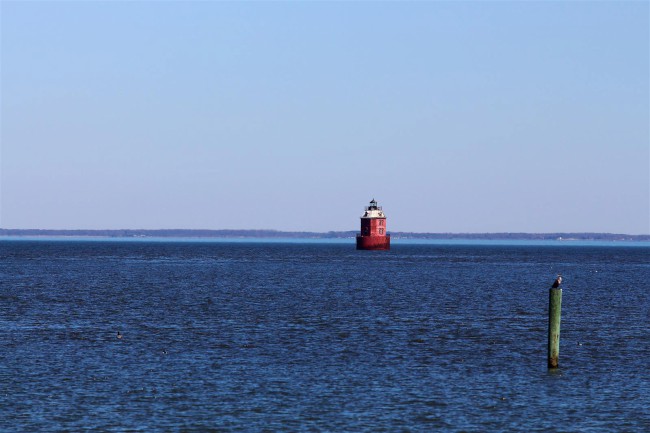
[117,331,123,339]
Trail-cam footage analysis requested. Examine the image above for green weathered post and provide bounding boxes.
[547,288,562,368]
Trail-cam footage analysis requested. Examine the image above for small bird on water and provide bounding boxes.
[117,331,123,339]
[551,275,562,289]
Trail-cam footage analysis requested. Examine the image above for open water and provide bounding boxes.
[1,240,649,432]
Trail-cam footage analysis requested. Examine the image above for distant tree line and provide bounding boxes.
[0,228,648,241]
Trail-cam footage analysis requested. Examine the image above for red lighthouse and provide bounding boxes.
[356,199,390,250]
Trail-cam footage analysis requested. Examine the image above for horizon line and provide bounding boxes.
[1,228,648,240]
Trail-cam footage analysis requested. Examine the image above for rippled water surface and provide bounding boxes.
[1,240,649,432]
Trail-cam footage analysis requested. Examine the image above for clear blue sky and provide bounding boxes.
[1,1,648,234]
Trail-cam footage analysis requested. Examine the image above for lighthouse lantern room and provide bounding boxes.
[356,199,390,250]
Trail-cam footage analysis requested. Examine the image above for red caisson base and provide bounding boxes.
[356,235,390,251]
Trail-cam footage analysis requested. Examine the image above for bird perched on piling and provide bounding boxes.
[551,275,562,289]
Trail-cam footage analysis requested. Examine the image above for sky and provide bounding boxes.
[1,1,648,234]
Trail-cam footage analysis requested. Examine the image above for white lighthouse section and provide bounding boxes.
[360,199,386,218]
[361,209,385,218]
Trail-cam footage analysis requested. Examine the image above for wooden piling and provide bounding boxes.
[547,288,562,368]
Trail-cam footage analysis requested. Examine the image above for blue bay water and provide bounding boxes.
[1,240,649,431]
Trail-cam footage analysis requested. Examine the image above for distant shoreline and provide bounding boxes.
[0,229,648,242]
